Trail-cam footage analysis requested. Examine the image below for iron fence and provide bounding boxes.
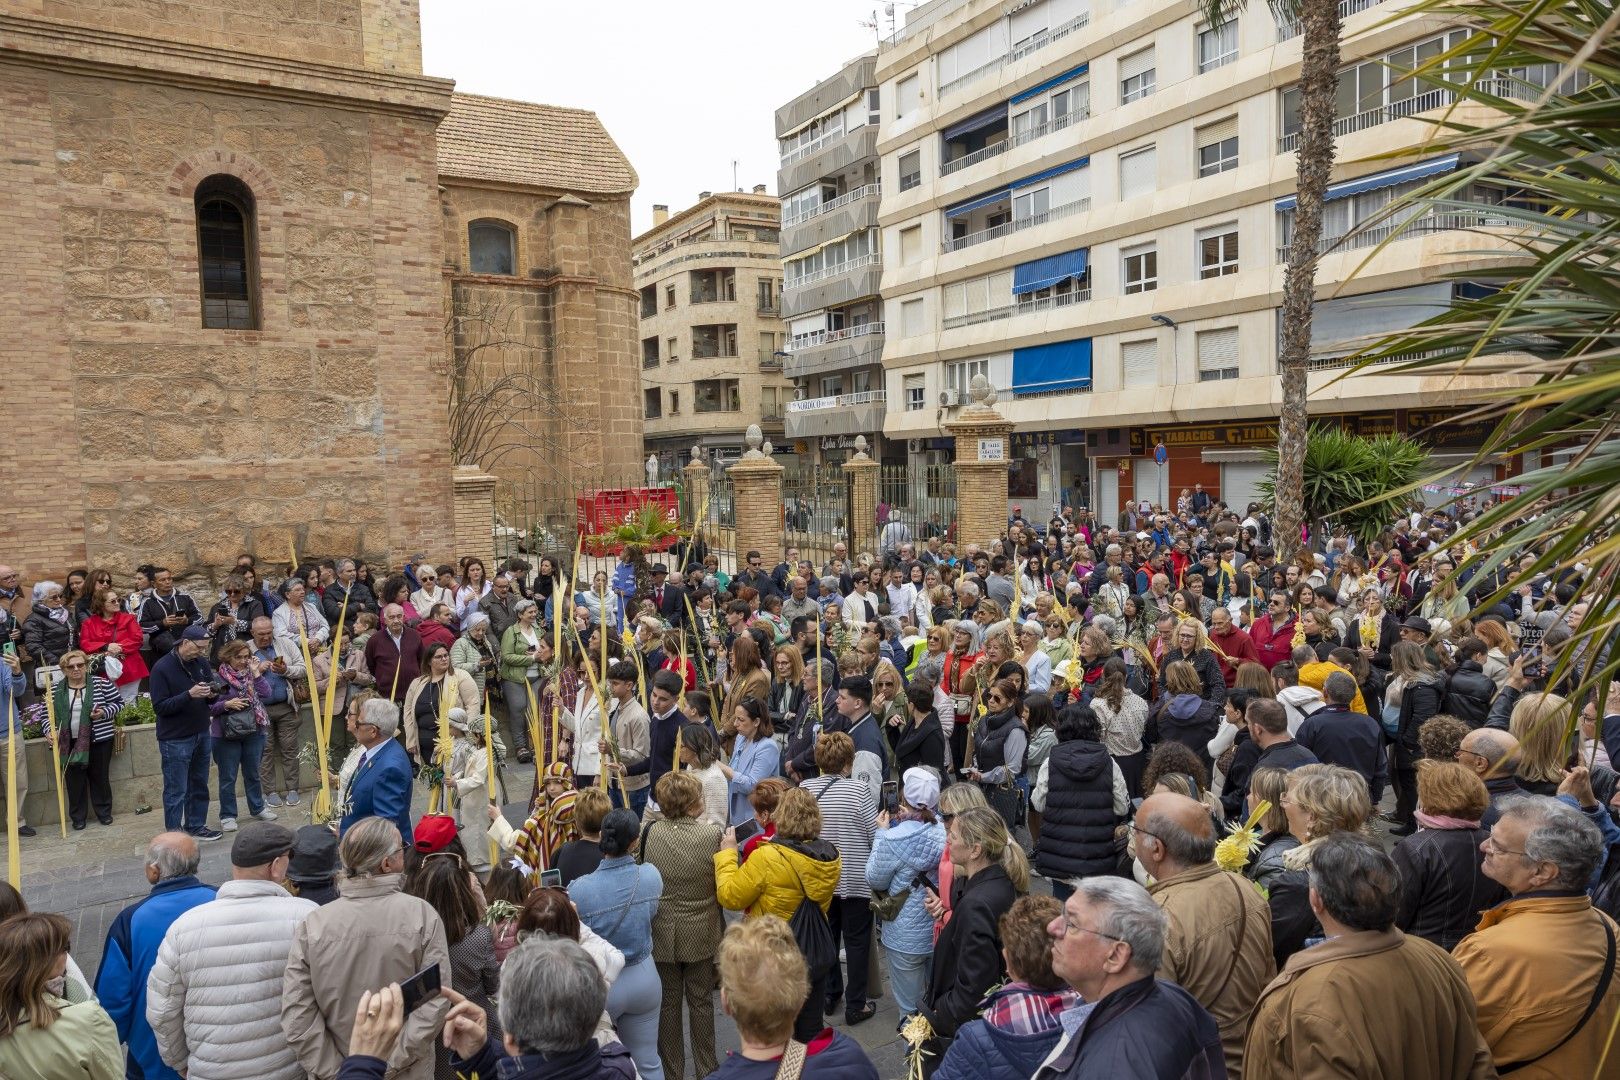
[876,465,957,558]
[782,465,851,568]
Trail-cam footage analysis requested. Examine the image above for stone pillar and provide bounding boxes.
[452,465,497,569]
[842,435,880,558]
[945,376,1015,549]
[727,426,785,567]
[683,445,712,552]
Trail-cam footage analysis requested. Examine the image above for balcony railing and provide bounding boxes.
[1278,80,1538,152]
[1277,0,1388,40]
[1285,349,1446,372]
[779,125,844,167]
[943,306,1015,330]
[943,198,1090,253]
[938,12,1092,98]
[759,352,784,371]
[758,299,780,315]
[760,408,787,422]
[1016,287,1092,314]
[787,389,887,414]
[781,184,881,228]
[1277,210,1514,259]
[786,252,879,289]
[788,320,885,352]
[642,354,660,369]
[941,107,1091,177]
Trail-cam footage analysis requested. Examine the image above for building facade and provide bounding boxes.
[775,54,893,467]
[0,1,640,584]
[870,0,1527,522]
[633,190,791,472]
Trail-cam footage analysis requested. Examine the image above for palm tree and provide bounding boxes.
[1258,425,1429,545]
[1202,0,1346,561]
[1341,0,1618,709]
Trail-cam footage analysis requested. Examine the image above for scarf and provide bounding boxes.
[1415,810,1481,831]
[54,680,95,767]
[47,605,69,625]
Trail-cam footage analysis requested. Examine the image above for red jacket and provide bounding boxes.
[1207,625,1260,686]
[416,619,456,653]
[78,611,149,685]
[1249,614,1296,670]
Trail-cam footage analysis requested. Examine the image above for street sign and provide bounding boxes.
[1153,442,1168,466]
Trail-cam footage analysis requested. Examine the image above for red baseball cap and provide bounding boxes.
[413,814,459,853]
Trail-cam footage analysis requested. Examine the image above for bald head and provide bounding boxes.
[1460,727,1519,777]
[1135,793,1216,875]
[145,831,200,884]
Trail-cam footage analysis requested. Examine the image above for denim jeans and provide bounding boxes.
[213,729,266,821]
[886,949,931,1019]
[159,733,214,833]
[611,783,648,821]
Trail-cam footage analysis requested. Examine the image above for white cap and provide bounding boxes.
[902,767,940,811]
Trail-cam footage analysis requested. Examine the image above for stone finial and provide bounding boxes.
[761,440,773,456]
[969,374,990,404]
[743,424,765,459]
[689,444,704,464]
[851,434,872,461]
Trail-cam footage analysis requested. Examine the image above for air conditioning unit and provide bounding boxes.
[939,388,961,407]
[907,438,923,453]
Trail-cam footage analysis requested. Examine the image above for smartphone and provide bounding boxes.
[399,962,442,1015]
[539,867,563,889]
[1,642,13,657]
[733,818,762,846]
[921,877,939,898]
[881,780,899,814]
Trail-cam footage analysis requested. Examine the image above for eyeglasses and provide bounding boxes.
[62,662,87,670]
[1482,835,1533,859]
[1126,821,1164,845]
[1058,918,1124,943]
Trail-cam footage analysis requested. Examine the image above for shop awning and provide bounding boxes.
[1012,338,1092,395]
[1275,154,1461,212]
[1009,62,1089,105]
[942,104,1008,141]
[1012,248,1088,294]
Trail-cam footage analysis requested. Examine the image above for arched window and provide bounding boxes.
[194,175,259,329]
[468,220,516,275]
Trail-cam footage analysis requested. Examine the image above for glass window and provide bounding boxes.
[643,388,662,419]
[1197,21,1238,73]
[904,373,926,411]
[1013,187,1050,221]
[1197,327,1240,380]
[1123,245,1158,294]
[1197,226,1239,278]
[468,221,515,275]
[195,176,258,330]
[1120,47,1156,104]
[899,150,921,191]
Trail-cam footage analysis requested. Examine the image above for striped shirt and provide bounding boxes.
[800,774,877,899]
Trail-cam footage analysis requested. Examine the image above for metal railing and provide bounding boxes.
[942,306,1015,330]
[941,106,1092,177]
[757,299,780,315]
[1286,348,1447,372]
[789,321,885,352]
[1016,286,1092,314]
[779,125,844,167]
[1277,210,1514,259]
[785,252,880,289]
[759,352,783,371]
[1276,80,1537,152]
[642,354,660,369]
[781,184,881,228]
[786,389,887,414]
[938,12,1092,98]
[942,197,1090,253]
[1277,0,1388,40]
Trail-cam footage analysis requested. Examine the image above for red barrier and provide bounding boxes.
[577,488,679,556]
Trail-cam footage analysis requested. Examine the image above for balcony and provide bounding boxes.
[943,198,1090,254]
[759,351,784,372]
[782,186,881,258]
[1277,0,1390,40]
[938,12,1092,99]
[940,107,1089,178]
[1278,80,1531,153]
[758,299,780,315]
[1016,287,1091,315]
[782,184,881,228]
[784,390,887,440]
[776,55,876,139]
[782,256,883,318]
[779,127,879,196]
[1277,210,1514,260]
[784,322,885,380]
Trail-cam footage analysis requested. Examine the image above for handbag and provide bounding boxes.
[221,707,258,741]
[782,850,837,977]
[1379,701,1402,738]
[872,871,933,923]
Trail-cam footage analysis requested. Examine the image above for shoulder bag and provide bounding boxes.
[773,1039,807,1080]
[781,847,836,977]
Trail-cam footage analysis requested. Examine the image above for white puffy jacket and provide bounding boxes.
[147,878,317,1080]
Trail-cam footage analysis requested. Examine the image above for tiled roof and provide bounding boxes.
[436,92,637,197]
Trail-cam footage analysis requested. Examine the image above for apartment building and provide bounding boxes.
[873,0,1529,522]
[775,54,892,466]
[633,190,792,472]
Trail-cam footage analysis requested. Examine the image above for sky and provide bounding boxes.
[420,0,903,236]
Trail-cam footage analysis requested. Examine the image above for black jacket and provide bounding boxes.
[925,863,1017,1039]
[206,596,265,662]
[22,604,75,667]
[1296,704,1386,803]
[1254,738,1319,772]
[322,582,377,623]
[1391,825,1507,951]
[1146,694,1223,771]
[1266,861,1319,969]
[651,581,688,626]
[1219,735,1262,820]
[784,684,837,780]
[1347,612,1401,671]
[138,590,202,654]
[1156,648,1227,709]
[1396,675,1446,758]
[889,709,945,777]
[1442,660,1495,728]
[1035,739,1119,881]
[1032,975,1224,1080]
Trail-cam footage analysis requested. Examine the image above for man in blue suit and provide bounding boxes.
[339,696,414,846]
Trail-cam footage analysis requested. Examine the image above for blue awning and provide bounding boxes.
[1011,156,1089,191]
[1012,339,1093,395]
[1009,63,1089,106]
[1012,248,1088,294]
[942,104,1008,142]
[945,186,1011,218]
[1275,154,1462,212]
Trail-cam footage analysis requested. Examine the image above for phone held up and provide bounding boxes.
[539,867,563,889]
[881,779,899,814]
[399,962,442,1015]
[733,818,763,846]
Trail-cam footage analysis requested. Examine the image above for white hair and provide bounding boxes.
[360,697,399,738]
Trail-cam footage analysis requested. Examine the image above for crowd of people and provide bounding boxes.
[1,487,1619,1079]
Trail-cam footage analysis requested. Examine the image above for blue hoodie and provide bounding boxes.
[95,875,217,1080]
[865,818,946,955]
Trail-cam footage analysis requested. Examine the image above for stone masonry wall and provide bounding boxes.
[35,0,368,70]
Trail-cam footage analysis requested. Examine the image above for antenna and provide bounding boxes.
[733,160,739,192]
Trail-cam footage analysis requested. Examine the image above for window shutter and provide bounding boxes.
[1119,147,1157,200]
[1196,116,1238,149]
[1197,328,1239,374]
[944,282,967,319]
[1121,339,1157,387]
[1119,47,1155,82]
[990,269,1014,304]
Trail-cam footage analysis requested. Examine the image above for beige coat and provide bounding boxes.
[281,873,451,1080]
[400,670,479,758]
[1147,860,1275,1078]
[1246,927,1495,1080]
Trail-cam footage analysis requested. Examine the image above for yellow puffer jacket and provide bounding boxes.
[714,837,840,921]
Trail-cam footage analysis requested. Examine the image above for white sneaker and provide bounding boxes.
[265,792,283,808]
[221,817,238,832]
[285,790,301,806]
[256,808,278,822]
